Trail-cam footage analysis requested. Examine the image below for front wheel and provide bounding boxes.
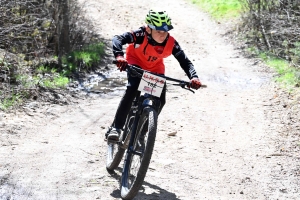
[120,107,158,200]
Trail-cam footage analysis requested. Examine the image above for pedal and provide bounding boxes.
[107,138,120,144]
[104,126,112,142]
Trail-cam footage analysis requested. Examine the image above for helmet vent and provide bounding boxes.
[145,10,173,31]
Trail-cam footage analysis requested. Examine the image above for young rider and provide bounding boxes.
[107,10,202,141]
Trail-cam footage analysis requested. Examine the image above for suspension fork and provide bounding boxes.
[126,94,160,154]
[126,104,142,154]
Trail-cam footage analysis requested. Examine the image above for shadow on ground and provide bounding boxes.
[108,168,181,200]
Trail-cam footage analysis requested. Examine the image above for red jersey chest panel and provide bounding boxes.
[126,34,175,74]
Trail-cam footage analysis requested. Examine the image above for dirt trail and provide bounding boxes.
[1,0,299,199]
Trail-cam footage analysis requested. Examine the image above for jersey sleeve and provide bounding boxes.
[172,40,198,79]
[112,27,146,58]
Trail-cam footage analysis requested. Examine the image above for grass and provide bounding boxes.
[64,42,105,75]
[35,65,68,88]
[32,42,105,89]
[0,94,21,111]
[190,0,300,91]
[36,65,57,74]
[43,76,69,88]
[33,75,69,88]
[0,65,69,111]
[1,42,105,111]
[191,0,243,19]
[16,68,69,89]
[259,53,300,90]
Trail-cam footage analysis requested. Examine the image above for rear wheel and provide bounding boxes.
[120,107,158,200]
[106,142,125,171]
[106,111,135,171]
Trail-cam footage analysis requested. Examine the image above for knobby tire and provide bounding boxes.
[121,107,158,200]
[106,112,135,171]
[106,143,125,171]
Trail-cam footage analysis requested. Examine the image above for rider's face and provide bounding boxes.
[151,29,168,43]
[146,27,168,43]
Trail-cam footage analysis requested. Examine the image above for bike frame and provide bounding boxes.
[122,64,195,151]
[126,92,160,156]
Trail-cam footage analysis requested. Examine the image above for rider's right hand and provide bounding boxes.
[189,77,202,90]
[115,56,128,72]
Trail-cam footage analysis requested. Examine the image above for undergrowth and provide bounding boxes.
[0,42,105,111]
[259,53,300,91]
[191,0,242,19]
[193,0,300,93]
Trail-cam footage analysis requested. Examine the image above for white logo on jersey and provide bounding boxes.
[136,32,145,37]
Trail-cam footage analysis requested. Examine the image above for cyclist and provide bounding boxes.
[107,10,202,141]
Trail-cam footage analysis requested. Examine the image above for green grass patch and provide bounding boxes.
[259,53,300,90]
[16,74,36,88]
[17,72,69,89]
[1,42,105,110]
[191,0,243,19]
[40,76,69,88]
[63,42,105,75]
[34,74,69,89]
[76,42,105,65]
[0,94,22,111]
[31,65,68,89]
[36,65,57,74]
[29,42,105,89]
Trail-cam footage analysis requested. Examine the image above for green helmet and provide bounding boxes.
[145,10,173,32]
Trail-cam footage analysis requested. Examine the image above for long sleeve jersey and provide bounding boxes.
[112,26,198,79]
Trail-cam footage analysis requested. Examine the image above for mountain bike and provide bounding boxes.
[106,63,206,200]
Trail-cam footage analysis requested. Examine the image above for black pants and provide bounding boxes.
[113,71,166,130]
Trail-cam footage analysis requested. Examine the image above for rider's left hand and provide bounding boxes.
[115,56,128,72]
[189,77,202,89]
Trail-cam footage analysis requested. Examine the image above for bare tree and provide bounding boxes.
[53,0,71,66]
[0,0,99,110]
[239,0,300,67]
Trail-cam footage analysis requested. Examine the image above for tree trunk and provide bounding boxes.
[54,0,71,67]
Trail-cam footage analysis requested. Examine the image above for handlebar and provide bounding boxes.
[112,60,206,93]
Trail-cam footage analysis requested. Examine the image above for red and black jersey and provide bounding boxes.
[125,31,175,74]
[112,26,198,79]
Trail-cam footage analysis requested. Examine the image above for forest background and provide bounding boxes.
[0,0,299,110]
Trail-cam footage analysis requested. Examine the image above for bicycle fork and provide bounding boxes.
[126,96,159,157]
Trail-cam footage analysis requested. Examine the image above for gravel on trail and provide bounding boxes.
[0,0,299,199]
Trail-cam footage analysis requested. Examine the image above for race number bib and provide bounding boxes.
[138,72,166,97]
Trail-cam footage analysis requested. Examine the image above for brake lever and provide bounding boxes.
[172,83,195,93]
[185,87,195,93]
